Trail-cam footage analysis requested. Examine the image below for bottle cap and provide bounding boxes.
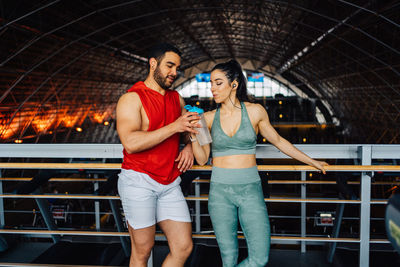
[184,105,204,114]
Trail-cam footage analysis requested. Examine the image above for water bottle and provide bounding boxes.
[184,105,212,146]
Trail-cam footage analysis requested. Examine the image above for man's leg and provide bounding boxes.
[158,220,193,267]
[128,223,156,267]
[118,170,158,266]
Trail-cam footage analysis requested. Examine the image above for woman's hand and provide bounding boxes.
[311,160,329,174]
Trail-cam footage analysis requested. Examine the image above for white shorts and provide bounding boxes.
[117,169,191,229]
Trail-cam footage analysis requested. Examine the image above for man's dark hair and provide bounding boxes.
[148,43,182,65]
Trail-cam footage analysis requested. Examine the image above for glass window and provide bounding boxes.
[176,71,296,98]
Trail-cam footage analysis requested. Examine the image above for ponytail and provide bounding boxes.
[211,59,250,102]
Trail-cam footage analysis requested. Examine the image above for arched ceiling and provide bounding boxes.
[0,0,399,143]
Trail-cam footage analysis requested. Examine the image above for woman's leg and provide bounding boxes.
[208,182,239,267]
[237,181,271,267]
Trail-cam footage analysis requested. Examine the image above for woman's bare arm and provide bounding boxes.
[255,104,328,173]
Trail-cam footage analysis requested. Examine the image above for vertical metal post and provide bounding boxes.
[109,199,130,257]
[359,145,371,267]
[195,177,201,233]
[34,189,60,243]
[147,250,153,267]
[301,171,306,253]
[94,174,100,230]
[327,203,345,262]
[0,170,4,228]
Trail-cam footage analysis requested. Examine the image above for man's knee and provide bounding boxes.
[132,239,154,261]
[179,238,193,257]
[171,238,193,258]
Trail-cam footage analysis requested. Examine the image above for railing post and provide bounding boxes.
[147,250,153,267]
[34,188,60,243]
[195,177,201,233]
[109,199,130,257]
[301,171,306,253]
[359,145,372,267]
[0,169,4,228]
[94,174,100,230]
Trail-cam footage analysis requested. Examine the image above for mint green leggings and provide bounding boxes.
[209,167,270,267]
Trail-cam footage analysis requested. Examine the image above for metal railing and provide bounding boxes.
[0,144,399,267]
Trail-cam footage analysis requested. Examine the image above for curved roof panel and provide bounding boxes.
[0,0,399,143]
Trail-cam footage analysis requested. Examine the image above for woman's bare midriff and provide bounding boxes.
[212,154,257,169]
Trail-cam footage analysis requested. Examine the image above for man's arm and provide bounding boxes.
[179,95,195,144]
[175,95,200,172]
[116,92,198,154]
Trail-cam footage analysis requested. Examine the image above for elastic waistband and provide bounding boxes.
[211,166,260,184]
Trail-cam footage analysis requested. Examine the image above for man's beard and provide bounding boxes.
[153,66,175,90]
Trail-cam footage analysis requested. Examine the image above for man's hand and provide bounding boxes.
[173,112,200,134]
[175,144,194,172]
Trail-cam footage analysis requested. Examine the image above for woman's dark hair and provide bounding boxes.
[211,59,250,102]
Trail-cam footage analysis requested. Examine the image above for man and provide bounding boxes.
[116,43,199,267]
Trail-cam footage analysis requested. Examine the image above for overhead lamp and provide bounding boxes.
[104,121,110,126]
[279,114,283,118]
[14,139,23,144]
[279,100,282,105]
[303,138,307,143]
[76,127,83,132]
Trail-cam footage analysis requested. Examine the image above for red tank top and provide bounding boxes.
[121,81,181,185]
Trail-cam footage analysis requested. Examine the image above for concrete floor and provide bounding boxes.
[0,241,399,267]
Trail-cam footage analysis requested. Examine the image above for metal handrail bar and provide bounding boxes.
[0,229,364,243]
[2,177,399,186]
[0,178,107,182]
[1,144,399,160]
[1,163,400,171]
[4,210,113,215]
[192,179,400,185]
[0,229,390,244]
[0,209,387,221]
[0,263,121,267]
[0,194,365,204]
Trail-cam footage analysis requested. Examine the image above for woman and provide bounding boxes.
[190,59,328,267]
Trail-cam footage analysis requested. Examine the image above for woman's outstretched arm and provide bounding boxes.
[255,104,328,174]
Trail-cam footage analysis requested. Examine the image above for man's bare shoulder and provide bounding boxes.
[118,92,142,107]
[119,91,140,101]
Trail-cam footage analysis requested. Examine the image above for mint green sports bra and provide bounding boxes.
[211,102,257,157]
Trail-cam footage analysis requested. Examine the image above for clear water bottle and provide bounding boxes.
[184,105,212,146]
